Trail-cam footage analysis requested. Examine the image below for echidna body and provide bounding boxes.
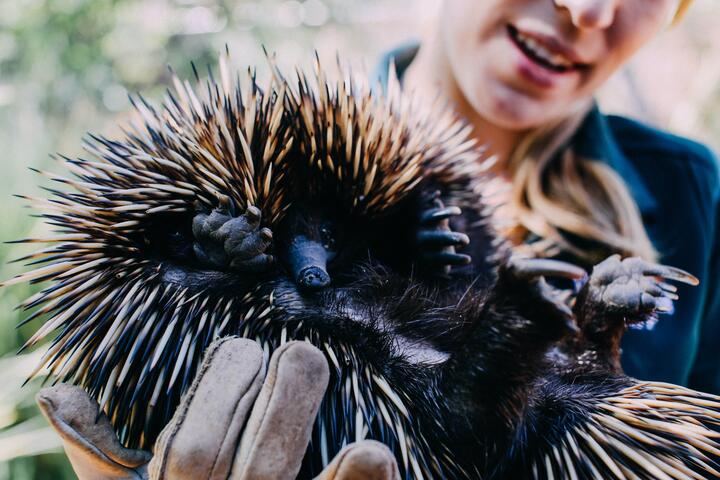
[7,54,720,480]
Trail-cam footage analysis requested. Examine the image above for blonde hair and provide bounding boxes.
[501,102,657,264]
[673,0,693,24]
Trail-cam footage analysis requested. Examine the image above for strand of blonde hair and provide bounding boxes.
[501,102,657,264]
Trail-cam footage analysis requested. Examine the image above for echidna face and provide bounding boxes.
[276,202,348,291]
[160,193,413,296]
[273,195,432,293]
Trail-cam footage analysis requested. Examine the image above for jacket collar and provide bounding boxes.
[372,41,419,91]
[376,43,659,215]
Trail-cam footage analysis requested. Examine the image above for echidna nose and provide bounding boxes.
[298,266,331,291]
[284,235,332,292]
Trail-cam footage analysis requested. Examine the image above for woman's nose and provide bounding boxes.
[553,0,618,30]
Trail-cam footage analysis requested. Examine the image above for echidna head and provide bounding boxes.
[277,202,347,291]
[6,53,484,449]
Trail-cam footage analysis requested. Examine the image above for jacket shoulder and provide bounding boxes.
[607,115,720,181]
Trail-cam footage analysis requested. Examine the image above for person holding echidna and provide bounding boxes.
[377,0,720,393]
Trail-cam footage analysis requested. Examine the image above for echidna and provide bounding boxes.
[6,52,720,480]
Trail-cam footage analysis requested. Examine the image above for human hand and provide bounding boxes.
[36,338,399,480]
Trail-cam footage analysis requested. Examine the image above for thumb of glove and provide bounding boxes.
[36,384,151,480]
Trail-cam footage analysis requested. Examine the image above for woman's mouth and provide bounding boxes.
[507,24,586,74]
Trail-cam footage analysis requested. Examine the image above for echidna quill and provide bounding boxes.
[5,52,720,479]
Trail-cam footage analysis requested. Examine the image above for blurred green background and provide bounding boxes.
[0,0,718,478]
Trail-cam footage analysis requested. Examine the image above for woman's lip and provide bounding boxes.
[507,24,588,68]
[506,26,581,89]
[516,56,558,89]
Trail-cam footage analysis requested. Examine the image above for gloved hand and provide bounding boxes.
[36,338,399,480]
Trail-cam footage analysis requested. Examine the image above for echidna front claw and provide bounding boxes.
[497,256,585,335]
[416,197,472,276]
[419,205,462,224]
[417,230,470,248]
[505,257,587,281]
[192,206,275,274]
[244,205,262,223]
[642,262,699,286]
[575,255,698,332]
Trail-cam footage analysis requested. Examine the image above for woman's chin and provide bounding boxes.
[475,83,564,131]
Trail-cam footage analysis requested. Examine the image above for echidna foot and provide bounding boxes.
[497,256,586,334]
[416,194,471,276]
[578,254,698,328]
[192,206,275,273]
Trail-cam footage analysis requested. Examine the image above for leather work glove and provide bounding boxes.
[36,338,400,480]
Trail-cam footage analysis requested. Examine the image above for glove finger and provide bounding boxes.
[149,337,265,480]
[231,341,330,480]
[36,384,150,480]
[315,440,400,480]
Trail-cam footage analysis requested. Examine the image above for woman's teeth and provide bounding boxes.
[517,33,573,68]
[509,27,577,72]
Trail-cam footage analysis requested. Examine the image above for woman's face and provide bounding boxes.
[440,0,678,130]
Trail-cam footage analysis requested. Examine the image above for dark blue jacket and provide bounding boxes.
[377,44,720,394]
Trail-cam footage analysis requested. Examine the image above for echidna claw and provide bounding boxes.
[591,255,699,287]
[419,206,462,225]
[563,314,580,334]
[579,255,698,327]
[498,256,582,335]
[192,210,232,242]
[506,257,587,281]
[192,206,275,273]
[537,278,579,334]
[259,227,273,242]
[416,197,471,276]
[245,205,262,223]
[417,230,470,247]
[651,264,699,286]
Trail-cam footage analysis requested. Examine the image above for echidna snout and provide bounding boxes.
[279,203,340,292]
[298,265,331,291]
[285,236,332,291]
